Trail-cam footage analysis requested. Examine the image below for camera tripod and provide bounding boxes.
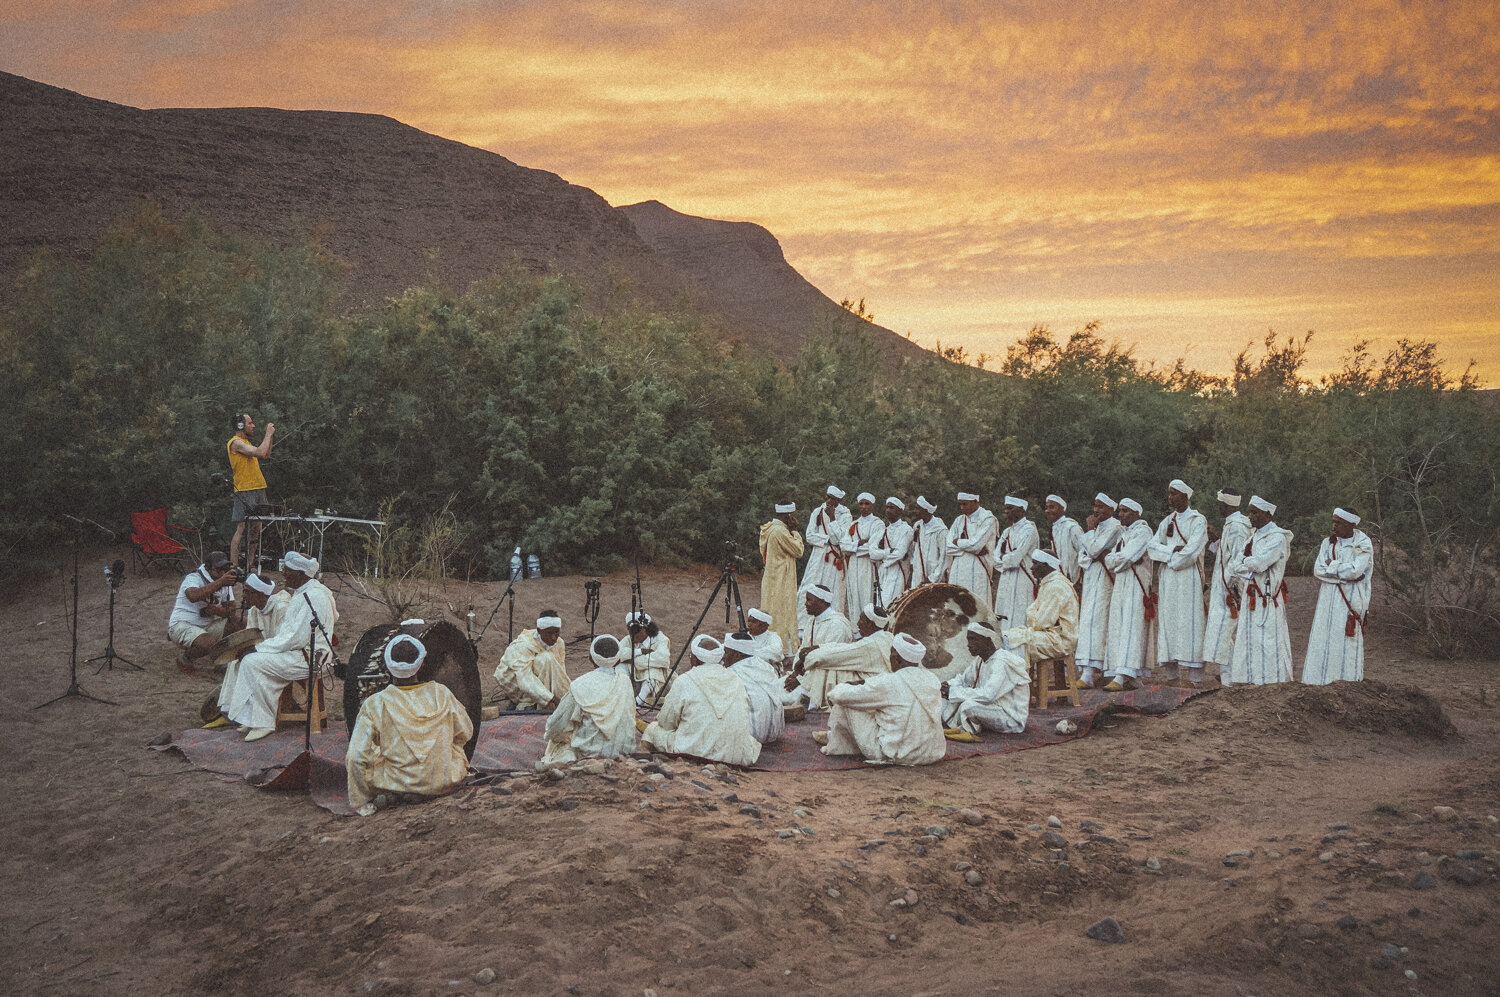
[88,563,142,673]
[642,545,747,710]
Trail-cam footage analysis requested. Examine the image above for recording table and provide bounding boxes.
[245,512,387,576]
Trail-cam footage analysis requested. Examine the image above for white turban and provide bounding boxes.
[747,607,773,624]
[383,634,427,679]
[1004,495,1027,510]
[244,573,274,595]
[1046,494,1067,511]
[826,485,846,499]
[589,635,622,667]
[1216,490,1242,507]
[1333,507,1361,525]
[885,496,905,510]
[775,502,796,514]
[806,583,835,604]
[536,615,562,630]
[1119,498,1143,515]
[966,620,999,640]
[856,491,876,505]
[1168,478,1193,498]
[892,632,927,664]
[282,551,319,575]
[722,633,760,657]
[862,604,891,628]
[1248,495,1277,515]
[690,633,724,664]
[625,611,651,627]
[916,496,937,513]
[1095,492,1117,509]
[957,491,979,502]
[1031,549,1061,570]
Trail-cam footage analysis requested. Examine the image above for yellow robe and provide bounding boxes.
[493,629,570,708]
[346,682,473,814]
[542,666,638,763]
[759,519,805,654]
[1003,570,1080,665]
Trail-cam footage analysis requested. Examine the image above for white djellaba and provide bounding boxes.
[1102,503,1154,684]
[993,497,1040,631]
[799,489,855,622]
[945,496,998,604]
[1301,510,1373,685]
[1074,495,1123,685]
[1228,497,1295,685]
[1146,481,1209,684]
[1204,497,1252,671]
[822,632,947,766]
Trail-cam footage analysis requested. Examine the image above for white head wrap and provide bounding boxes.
[722,633,760,657]
[1031,549,1061,570]
[862,604,891,628]
[966,620,999,641]
[916,496,937,513]
[1045,494,1067,511]
[885,496,905,510]
[1216,490,1242,507]
[856,491,876,505]
[282,551,319,575]
[400,618,425,626]
[690,633,724,664]
[775,502,796,514]
[957,491,979,502]
[383,634,427,679]
[536,615,562,630]
[826,485,846,500]
[589,634,622,667]
[806,583,835,605]
[1333,507,1361,525]
[1168,478,1193,498]
[1119,498,1143,515]
[747,607,773,625]
[1095,492,1117,510]
[1004,495,1027,510]
[892,632,927,664]
[244,573,274,595]
[1248,495,1277,515]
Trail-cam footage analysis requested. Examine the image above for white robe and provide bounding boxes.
[223,579,338,731]
[1204,512,1251,667]
[798,606,855,652]
[347,681,473,813]
[1103,520,1154,680]
[907,515,950,587]
[1228,522,1295,685]
[642,665,761,766]
[626,632,673,707]
[1050,516,1085,586]
[493,629,570,709]
[1302,531,1373,685]
[945,507,998,603]
[219,590,291,718]
[993,517,1040,629]
[1004,570,1080,665]
[731,656,786,744]
[1147,508,1208,669]
[824,667,947,766]
[799,629,893,709]
[1075,517,1123,668]
[542,665,638,763]
[749,629,786,666]
[843,513,881,620]
[869,518,914,607]
[800,503,855,615]
[942,646,1031,734]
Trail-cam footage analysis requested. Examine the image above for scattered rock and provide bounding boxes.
[1047,815,1063,828]
[889,897,907,908]
[721,792,739,803]
[997,828,1017,841]
[826,887,841,898]
[1456,849,1484,860]
[1337,914,1359,930]
[1223,857,1240,868]
[638,801,652,809]
[639,782,657,794]
[702,802,718,812]
[926,825,950,838]
[473,968,496,986]
[690,780,712,792]
[1298,923,1322,940]
[1452,865,1481,886]
[1145,857,1162,873]
[1328,821,1351,831]
[777,829,797,839]
[1432,805,1456,820]
[1404,969,1418,981]
[799,826,815,836]
[644,989,659,997]
[887,933,897,943]
[556,797,579,812]
[1040,831,1068,849]
[793,807,812,818]
[859,839,887,850]
[904,888,920,906]
[1227,849,1254,857]
[578,759,608,775]
[1085,916,1125,944]
[1410,871,1438,890]
[953,861,973,872]
[1027,823,1043,831]
[910,843,927,857]
[546,768,567,781]
[1055,719,1078,735]
[964,870,983,886]
[1179,819,1200,831]
[1319,852,1334,863]
[1416,851,1432,866]
[957,808,985,826]
[1381,943,1403,960]
[647,773,667,783]
[147,732,172,747]
[1079,819,1104,832]
[643,763,674,779]
[739,804,761,819]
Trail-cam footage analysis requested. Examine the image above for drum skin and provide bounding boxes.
[341,620,483,759]
[886,583,996,681]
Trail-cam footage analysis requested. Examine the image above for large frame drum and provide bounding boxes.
[886,583,996,681]
[340,620,483,759]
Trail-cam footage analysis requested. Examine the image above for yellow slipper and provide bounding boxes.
[635,718,649,734]
[811,731,829,746]
[201,715,233,730]
[1075,677,1095,690]
[1102,680,1125,692]
[945,729,982,743]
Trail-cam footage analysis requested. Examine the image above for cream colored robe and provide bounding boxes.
[1004,570,1079,665]
[730,656,786,745]
[1050,516,1085,586]
[1204,512,1251,667]
[493,629,570,709]
[798,606,854,652]
[542,665,638,763]
[843,514,881,620]
[993,517,1040,630]
[749,629,786,666]
[945,508,998,604]
[627,632,672,707]
[908,515,950,587]
[1147,508,1209,670]
[1075,516,1123,668]
[1228,522,1295,685]
[641,665,761,766]
[223,578,338,731]
[759,518,805,654]
[942,647,1031,734]
[800,502,854,616]
[800,629,893,709]
[1302,531,1373,685]
[346,682,473,814]
[1103,519,1154,680]
[824,667,946,766]
[870,518,914,606]
[219,589,291,718]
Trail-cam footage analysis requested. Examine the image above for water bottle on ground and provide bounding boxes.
[510,547,523,582]
[527,553,542,579]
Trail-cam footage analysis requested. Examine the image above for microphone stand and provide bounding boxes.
[643,550,745,710]
[472,575,517,652]
[36,517,117,708]
[88,568,143,673]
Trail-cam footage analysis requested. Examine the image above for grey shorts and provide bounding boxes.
[232,489,267,523]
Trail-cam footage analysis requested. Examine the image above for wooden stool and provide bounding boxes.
[1031,657,1081,710]
[275,677,329,732]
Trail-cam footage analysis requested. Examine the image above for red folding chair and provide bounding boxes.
[129,508,200,576]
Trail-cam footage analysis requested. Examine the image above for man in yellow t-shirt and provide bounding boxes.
[228,411,274,571]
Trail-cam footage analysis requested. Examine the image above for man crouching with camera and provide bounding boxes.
[167,550,242,665]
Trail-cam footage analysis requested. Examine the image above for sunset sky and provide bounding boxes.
[4,1,1498,382]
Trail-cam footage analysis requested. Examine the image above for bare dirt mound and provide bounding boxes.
[1186,680,1456,741]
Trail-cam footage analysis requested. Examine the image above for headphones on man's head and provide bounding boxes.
[232,412,246,431]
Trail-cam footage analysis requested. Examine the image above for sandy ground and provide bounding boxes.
[2,551,1496,997]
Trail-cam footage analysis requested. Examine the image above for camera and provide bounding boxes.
[722,540,743,570]
[102,559,126,589]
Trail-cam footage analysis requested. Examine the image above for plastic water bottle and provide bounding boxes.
[527,553,542,579]
[510,547,523,582]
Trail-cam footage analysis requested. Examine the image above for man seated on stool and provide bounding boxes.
[347,634,473,816]
[942,621,1031,740]
[204,572,285,729]
[1002,549,1079,682]
[493,611,570,710]
[167,550,241,665]
[222,551,338,741]
[640,635,761,766]
[784,603,892,710]
[817,632,946,766]
[541,635,637,765]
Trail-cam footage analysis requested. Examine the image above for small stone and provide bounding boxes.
[1432,805,1456,820]
[702,802,718,812]
[1456,849,1484,860]
[1085,916,1125,944]
[998,828,1017,841]
[1298,923,1322,940]
[645,989,659,997]
[1416,851,1432,865]
[920,835,939,846]
[964,870,983,886]
[910,844,927,857]
[859,839,887,850]
[556,797,579,812]
[1337,914,1358,930]
[926,825,950,838]
[690,779,712,792]
[957,808,985,826]
[1227,849,1253,857]
[639,782,657,793]
[1265,850,1282,859]
[1404,969,1418,981]
[1027,823,1043,831]
[1223,857,1240,868]
[887,933,897,943]
[638,801,652,809]
[148,732,172,746]
[546,768,567,781]
[1411,871,1438,890]
[1452,865,1481,886]
[1319,852,1335,863]
[1179,819,1201,831]
[1040,831,1068,849]
[1047,815,1063,828]
[648,773,667,783]
[373,794,391,810]
[578,759,608,775]
[953,861,973,872]
[1381,943,1403,960]
[739,804,761,819]
[721,792,739,803]
[904,888,920,906]
[889,898,907,907]
[1328,821,1350,831]
[826,887,840,898]
[473,968,496,986]
[1145,857,1162,872]
[778,829,797,838]
[799,826,815,836]
[794,807,812,818]
[1080,819,1104,832]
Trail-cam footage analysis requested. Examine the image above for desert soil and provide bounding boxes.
[2,552,1496,997]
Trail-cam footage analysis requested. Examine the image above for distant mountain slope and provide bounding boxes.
[0,71,925,362]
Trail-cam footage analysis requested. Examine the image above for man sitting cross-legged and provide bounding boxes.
[722,632,786,746]
[942,621,1031,740]
[540,635,638,765]
[817,632,946,766]
[493,611,570,710]
[785,603,892,710]
[640,635,761,766]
